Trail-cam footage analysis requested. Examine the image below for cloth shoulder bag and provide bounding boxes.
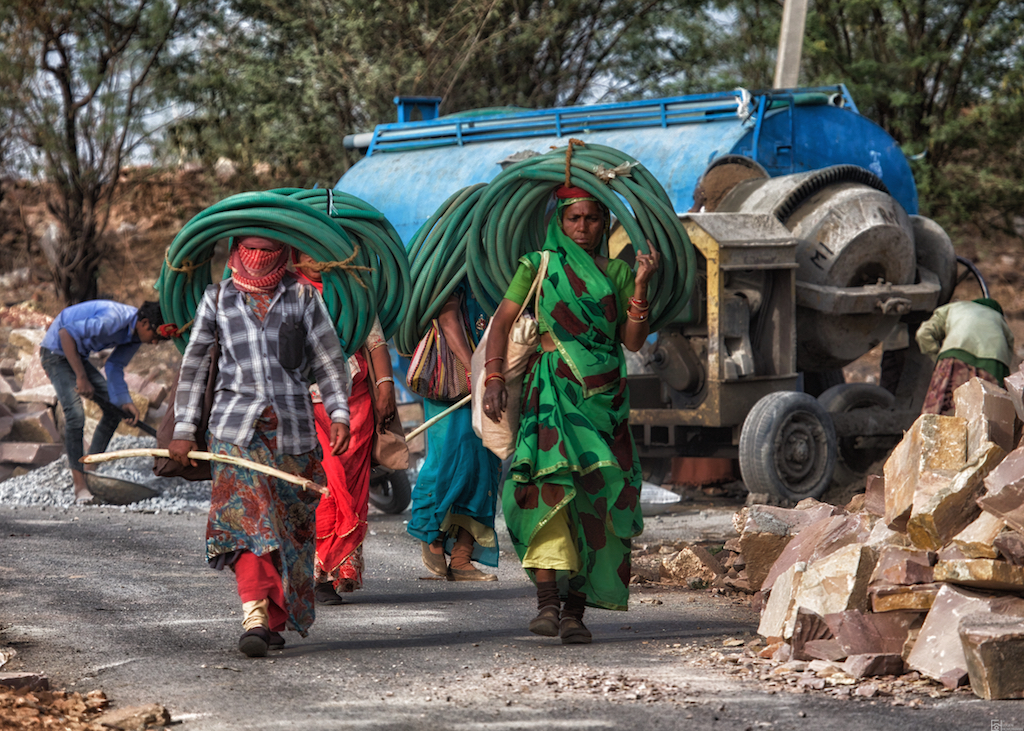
[405,302,472,403]
[471,250,549,459]
[363,346,411,471]
[153,290,220,481]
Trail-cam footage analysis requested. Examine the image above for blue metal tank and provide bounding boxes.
[336,85,916,245]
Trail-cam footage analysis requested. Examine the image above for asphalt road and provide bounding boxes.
[1,503,1023,730]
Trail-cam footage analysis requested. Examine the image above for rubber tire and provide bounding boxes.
[739,391,837,503]
[817,383,897,475]
[802,369,846,398]
[368,468,413,514]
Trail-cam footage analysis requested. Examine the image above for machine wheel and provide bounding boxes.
[739,391,837,503]
[368,468,413,514]
[802,369,845,398]
[818,383,898,480]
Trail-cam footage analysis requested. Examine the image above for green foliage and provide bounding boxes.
[710,0,1024,237]
[162,0,712,183]
[0,0,213,304]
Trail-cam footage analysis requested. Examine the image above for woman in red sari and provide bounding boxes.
[292,252,398,603]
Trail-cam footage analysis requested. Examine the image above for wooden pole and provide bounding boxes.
[81,450,328,495]
[404,394,472,441]
[774,0,809,89]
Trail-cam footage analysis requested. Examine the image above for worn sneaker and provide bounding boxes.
[528,606,560,637]
[559,616,593,645]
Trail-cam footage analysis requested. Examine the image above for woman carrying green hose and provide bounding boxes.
[482,185,660,644]
[406,286,503,581]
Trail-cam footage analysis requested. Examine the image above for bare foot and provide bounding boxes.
[72,471,94,503]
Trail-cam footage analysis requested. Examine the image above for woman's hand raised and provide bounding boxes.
[634,246,661,289]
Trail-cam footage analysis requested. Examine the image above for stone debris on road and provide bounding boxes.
[719,374,1024,701]
[0,435,210,513]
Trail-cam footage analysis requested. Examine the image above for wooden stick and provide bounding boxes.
[81,449,328,495]
[404,394,472,441]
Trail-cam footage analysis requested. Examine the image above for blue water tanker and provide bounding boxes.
[337,86,917,244]
[339,86,959,505]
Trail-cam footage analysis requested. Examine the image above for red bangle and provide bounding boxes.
[485,373,506,385]
[484,357,505,367]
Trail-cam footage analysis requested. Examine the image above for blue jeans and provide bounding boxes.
[39,347,123,474]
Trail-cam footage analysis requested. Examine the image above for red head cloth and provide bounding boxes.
[156,323,180,340]
[290,249,324,294]
[229,236,290,293]
[555,185,593,200]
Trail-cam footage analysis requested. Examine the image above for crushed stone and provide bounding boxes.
[0,436,210,513]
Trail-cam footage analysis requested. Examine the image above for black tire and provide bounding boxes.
[818,382,897,475]
[368,469,413,514]
[640,457,672,486]
[739,391,837,503]
[802,369,846,398]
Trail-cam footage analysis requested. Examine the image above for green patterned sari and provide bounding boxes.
[503,217,643,611]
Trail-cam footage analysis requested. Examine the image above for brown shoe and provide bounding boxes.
[447,566,498,582]
[559,616,593,644]
[529,605,560,636]
[421,542,448,577]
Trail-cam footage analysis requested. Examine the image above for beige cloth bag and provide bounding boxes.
[471,251,550,459]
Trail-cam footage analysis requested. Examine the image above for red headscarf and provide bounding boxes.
[290,250,324,294]
[229,236,290,293]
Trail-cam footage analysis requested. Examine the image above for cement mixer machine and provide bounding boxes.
[336,85,959,503]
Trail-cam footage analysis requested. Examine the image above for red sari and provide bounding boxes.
[290,262,377,593]
[313,350,374,591]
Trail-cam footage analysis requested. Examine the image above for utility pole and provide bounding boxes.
[773,0,809,89]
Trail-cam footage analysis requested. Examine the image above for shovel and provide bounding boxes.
[84,472,160,505]
[91,393,158,438]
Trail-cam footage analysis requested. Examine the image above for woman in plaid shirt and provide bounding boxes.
[168,236,352,658]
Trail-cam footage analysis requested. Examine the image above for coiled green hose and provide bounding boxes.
[396,143,696,355]
[274,188,411,341]
[157,191,380,357]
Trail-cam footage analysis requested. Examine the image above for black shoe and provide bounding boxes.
[238,627,270,657]
[315,582,346,605]
[268,630,285,650]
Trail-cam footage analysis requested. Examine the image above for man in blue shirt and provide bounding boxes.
[40,300,168,503]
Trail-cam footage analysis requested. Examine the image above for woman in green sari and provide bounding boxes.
[482,185,660,644]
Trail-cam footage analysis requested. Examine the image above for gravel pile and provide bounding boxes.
[0,435,211,513]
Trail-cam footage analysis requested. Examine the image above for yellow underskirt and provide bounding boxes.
[522,507,581,573]
[441,512,497,548]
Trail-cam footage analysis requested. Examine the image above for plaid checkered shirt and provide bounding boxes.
[172,278,351,454]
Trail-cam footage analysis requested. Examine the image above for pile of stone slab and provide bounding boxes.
[727,375,1024,700]
[0,325,172,482]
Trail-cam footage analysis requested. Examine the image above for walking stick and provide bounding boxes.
[81,450,328,494]
[403,394,472,441]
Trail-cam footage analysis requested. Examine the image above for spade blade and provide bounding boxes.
[85,473,160,505]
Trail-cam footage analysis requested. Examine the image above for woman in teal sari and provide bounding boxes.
[407,285,502,580]
[482,185,660,643]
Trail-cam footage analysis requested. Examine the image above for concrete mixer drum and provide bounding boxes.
[718,165,919,371]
